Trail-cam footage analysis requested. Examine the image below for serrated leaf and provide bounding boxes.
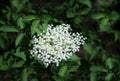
[97,0,112,7]
[0,20,5,24]
[0,37,5,49]
[11,0,25,12]
[58,66,68,77]
[17,17,24,29]
[84,43,97,60]
[11,0,19,8]
[0,25,19,32]
[99,17,110,32]
[0,33,8,40]
[84,43,92,54]
[79,8,90,15]
[12,13,18,21]
[3,51,10,60]
[39,23,48,32]
[102,53,108,62]
[6,11,11,20]
[74,17,82,24]
[31,78,39,81]
[105,73,113,81]
[24,15,36,21]
[15,33,25,46]
[79,0,92,8]
[14,52,26,61]
[70,54,79,61]
[21,68,28,81]
[0,56,9,70]
[70,54,81,65]
[0,56,3,66]
[31,20,40,28]
[90,65,107,72]
[52,76,62,81]
[69,65,79,72]
[114,31,120,41]
[31,20,40,35]
[106,58,114,69]
[92,13,106,20]
[0,64,9,70]
[110,11,119,21]
[12,60,25,68]
[90,72,97,81]
[7,56,14,66]
[66,11,75,18]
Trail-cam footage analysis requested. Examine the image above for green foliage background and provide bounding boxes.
[0,0,120,81]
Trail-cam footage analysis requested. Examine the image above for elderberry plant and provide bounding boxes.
[30,24,86,67]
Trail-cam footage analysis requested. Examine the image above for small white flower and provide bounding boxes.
[30,24,87,67]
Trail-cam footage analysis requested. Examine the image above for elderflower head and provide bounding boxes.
[30,24,86,67]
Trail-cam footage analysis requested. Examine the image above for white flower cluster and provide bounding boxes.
[30,24,86,67]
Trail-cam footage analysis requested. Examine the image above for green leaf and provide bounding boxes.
[74,17,82,24]
[11,0,19,8]
[102,53,108,62]
[31,20,40,28]
[3,51,10,59]
[90,65,107,72]
[6,12,11,20]
[0,37,5,49]
[97,0,112,7]
[84,43,92,54]
[0,25,19,32]
[17,17,24,29]
[11,0,25,12]
[15,33,25,46]
[14,52,26,61]
[92,13,106,20]
[40,15,51,23]
[52,76,62,81]
[7,56,14,66]
[114,31,120,41]
[31,20,40,35]
[31,78,39,81]
[12,13,18,21]
[110,11,119,21]
[22,0,29,4]
[0,65,9,70]
[69,54,81,65]
[0,20,5,24]
[79,0,92,8]
[70,54,79,61]
[39,23,48,33]
[66,11,75,18]
[99,17,110,32]
[23,15,36,22]
[58,66,68,77]
[90,72,97,81]
[21,68,28,81]
[0,33,8,40]
[12,60,25,68]
[0,56,9,70]
[0,56,3,66]
[79,8,90,15]
[106,58,114,69]
[84,43,97,60]
[69,65,79,72]
[105,73,113,81]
